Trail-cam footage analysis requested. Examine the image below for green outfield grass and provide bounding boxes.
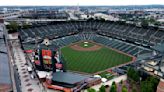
[61,42,133,73]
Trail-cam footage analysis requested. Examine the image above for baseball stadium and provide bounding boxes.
[18,20,159,91]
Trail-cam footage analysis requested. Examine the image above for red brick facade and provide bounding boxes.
[157,79,164,92]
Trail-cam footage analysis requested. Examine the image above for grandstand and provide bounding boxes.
[21,32,151,57]
[19,21,164,48]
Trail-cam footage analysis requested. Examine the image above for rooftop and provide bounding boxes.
[52,72,91,85]
[0,25,12,91]
[153,43,164,53]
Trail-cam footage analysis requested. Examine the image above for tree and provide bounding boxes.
[99,85,106,92]
[87,88,96,92]
[147,76,159,92]
[122,85,128,92]
[7,21,19,33]
[110,85,117,92]
[120,80,123,85]
[132,87,137,92]
[149,17,155,23]
[141,81,153,92]
[127,67,140,82]
[22,23,31,29]
[141,76,159,92]
[154,21,161,26]
[133,70,140,82]
[141,19,149,27]
[112,81,116,86]
[127,67,133,78]
[110,82,117,92]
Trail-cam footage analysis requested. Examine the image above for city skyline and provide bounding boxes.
[0,0,164,6]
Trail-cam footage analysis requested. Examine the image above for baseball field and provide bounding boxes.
[61,41,133,74]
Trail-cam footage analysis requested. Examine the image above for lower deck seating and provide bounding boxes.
[49,33,151,56]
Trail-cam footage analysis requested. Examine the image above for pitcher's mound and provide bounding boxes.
[70,41,102,51]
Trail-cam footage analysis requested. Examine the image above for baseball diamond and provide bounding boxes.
[61,41,133,74]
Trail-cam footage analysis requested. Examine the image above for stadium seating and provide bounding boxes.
[19,21,164,47]
[19,21,164,56]
[42,33,151,56]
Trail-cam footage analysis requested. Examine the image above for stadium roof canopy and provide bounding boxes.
[22,43,59,51]
[152,43,164,53]
[52,72,90,85]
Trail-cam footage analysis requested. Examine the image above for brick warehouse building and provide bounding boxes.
[157,79,164,92]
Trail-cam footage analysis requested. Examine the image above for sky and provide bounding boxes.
[0,0,164,6]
